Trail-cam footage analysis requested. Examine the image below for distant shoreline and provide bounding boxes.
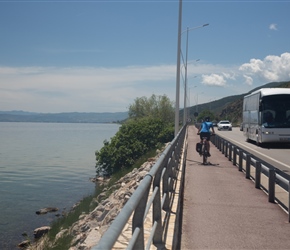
[0,111,128,123]
[0,121,120,124]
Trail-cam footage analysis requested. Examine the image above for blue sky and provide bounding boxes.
[0,0,290,113]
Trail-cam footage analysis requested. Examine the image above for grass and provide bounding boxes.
[39,147,160,250]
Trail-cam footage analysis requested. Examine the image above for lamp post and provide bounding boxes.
[187,86,193,121]
[198,92,204,111]
[186,77,198,122]
[174,0,183,137]
[195,91,203,113]
[182,24,209,126]
[174,0,209,135]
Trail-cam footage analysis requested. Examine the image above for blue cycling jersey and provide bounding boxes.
[200,122,213,133]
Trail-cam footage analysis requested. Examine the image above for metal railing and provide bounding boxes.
[92,125,187,250]
[211,134,290,221]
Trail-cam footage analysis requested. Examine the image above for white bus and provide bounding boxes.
[243,88,290,145]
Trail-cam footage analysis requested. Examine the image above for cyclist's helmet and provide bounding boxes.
[205,116,210,122]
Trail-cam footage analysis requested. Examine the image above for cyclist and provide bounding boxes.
[197,116,215,157]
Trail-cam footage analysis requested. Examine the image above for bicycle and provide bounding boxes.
[199,133,215,165]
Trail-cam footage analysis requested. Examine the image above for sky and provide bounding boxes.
[0,0,290,113]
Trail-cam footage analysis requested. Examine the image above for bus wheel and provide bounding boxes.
[256,138,263,147]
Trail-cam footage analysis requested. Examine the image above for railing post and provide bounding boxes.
[288,181,290,223]
[233,146,236,166]
[214,134,217,146]
[246,154,251,179]
[153,171,163,245]
[225,141,228,158]
[255,161,261,189]
[229,144,232,162]
[268,169,275,203]
[132,186,150,249]
[239,149,243,172]
[163,157,173,210]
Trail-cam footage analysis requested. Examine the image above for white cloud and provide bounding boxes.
[222,72,236,81]
[239,58,264,74]
[201,74,226,86]
[239,52,290,83]
[187,52,290,94]
[269,23,278,31]
[243,75,253,86]
[199,71,236,87]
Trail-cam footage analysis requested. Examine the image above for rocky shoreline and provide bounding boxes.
[19,150,162,250]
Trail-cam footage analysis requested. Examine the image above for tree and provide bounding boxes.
[196,110,215,122]
[128,94,175,124]
[96,94,175,176]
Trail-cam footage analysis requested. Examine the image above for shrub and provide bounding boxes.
[95,117,174,176]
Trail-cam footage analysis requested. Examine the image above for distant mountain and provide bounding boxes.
[0,111,128,123]
[185,80,290,125]
[0,110,39,115]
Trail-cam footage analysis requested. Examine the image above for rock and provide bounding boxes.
[70,233,86,247]
[55,229,68,241]
[36,207,58,215]
[21,232,28,237]
[18,240,30,248]
[96,192,107,201]
[80,228,102,249]
[33,226,51,238]
[79,213,86,220]
[89,177,97,182]
[90,176,110,184]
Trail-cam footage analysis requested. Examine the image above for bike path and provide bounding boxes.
[181,125,290,249]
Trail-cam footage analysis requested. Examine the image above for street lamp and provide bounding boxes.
[193,88,203,113]
[187,86,194,120]
[174,0,183,137]
[183,24,209,126]
[174,0,209,136]
[183,60,200,125]
[186,77,198,121]
[196,91,204,112]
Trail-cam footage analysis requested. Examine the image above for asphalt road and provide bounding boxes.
[181,125,290,250]
[215,127,290,173]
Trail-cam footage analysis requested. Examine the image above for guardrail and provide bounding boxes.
[211,134,290,221]
[92,125,187,250]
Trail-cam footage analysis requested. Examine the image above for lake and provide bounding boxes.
[0,122,120,249]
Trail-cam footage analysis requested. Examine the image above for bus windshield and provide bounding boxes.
[261,95,290,128]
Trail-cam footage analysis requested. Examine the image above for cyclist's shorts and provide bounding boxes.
[200,132,210,141]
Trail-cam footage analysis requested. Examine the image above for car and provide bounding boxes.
[212,121,218,127]
[217,120,232,131]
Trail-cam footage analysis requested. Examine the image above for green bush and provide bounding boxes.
[95,117,174,176]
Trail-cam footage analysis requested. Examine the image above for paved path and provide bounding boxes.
[181,125,290,249]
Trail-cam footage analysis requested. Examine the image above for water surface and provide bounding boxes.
[0,122,119,249]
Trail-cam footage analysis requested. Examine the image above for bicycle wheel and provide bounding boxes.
[202,144,208,165]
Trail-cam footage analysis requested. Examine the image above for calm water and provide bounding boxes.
[0,122,120,249]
